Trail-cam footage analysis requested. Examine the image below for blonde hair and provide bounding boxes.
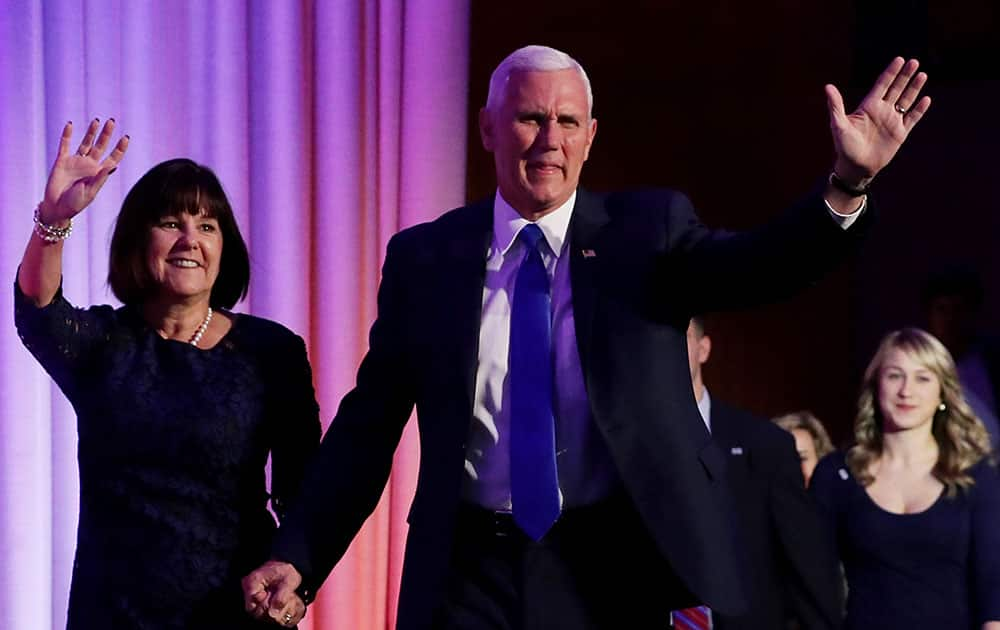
[772,410,835,460]
[846,327,993,494]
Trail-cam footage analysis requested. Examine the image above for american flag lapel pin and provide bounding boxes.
[581,248,596,258]
[730,446,744,455]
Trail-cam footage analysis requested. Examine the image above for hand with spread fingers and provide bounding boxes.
[824,56,931,187]
[41,118,129,225]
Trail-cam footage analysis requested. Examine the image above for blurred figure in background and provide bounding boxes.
[773,410,836,487]
[810,327,1000,630]
[922,262,1000,445]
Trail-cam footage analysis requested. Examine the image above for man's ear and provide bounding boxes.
[479,107,495,152]
[582,117,597,161]
[699,334,712,366]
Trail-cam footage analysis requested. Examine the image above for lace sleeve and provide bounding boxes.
[266,331,322,522]
[13,279,114,402]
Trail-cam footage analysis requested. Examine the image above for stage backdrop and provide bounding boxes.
[0,2,469,629]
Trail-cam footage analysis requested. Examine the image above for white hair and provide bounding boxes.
[485,45,593,115]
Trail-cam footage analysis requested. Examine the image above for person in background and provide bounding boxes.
[15,119,320,629]
[679,316,843,629]
[773,410,836,487]
[243,44,929,630]
[810,328,1000,629]
[922,262,1000,445]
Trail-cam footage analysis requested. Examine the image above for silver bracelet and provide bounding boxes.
[33,204,73,242]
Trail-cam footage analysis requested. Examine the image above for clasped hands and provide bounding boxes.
[241,560,307,627]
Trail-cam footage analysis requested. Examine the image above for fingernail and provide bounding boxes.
[109,167,118,175]
[109,117,116,123]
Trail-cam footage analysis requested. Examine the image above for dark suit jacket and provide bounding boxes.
[272,186,871,630]
[709,399,844,630]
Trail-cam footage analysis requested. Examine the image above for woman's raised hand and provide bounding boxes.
[41,118,129,224]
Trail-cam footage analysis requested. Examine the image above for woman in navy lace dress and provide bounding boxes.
[15,119,320,629]
[811,328,1000,629]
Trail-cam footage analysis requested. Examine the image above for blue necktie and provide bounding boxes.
[509,224,560,541]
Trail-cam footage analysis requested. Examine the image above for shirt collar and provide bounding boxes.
[698,388,712,432]
[493,189,577,257]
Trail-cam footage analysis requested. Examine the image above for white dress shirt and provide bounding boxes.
[697,388,712,433]
[462,190,618,511]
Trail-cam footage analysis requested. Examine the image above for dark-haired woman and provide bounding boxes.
[16,119,319,629]
[810,328,1000,629]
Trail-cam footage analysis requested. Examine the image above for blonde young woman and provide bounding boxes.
[810,328,1000,629]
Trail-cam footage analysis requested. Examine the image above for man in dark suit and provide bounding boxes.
[680,316,843,629]
[242,44,929,629]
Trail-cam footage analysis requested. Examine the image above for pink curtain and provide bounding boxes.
[0,2,470,629]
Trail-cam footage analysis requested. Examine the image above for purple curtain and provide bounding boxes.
[0,2,470,628]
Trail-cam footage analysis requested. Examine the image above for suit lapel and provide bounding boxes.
[710,403,748,467]
[442,199,494,412]
[568,189,610,373]
[709,406,734,451]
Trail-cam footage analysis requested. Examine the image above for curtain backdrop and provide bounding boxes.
[0,2,470,628]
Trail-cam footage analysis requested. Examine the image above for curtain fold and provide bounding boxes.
[0,2,470,629]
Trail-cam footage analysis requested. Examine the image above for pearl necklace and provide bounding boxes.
[189,307,213,347]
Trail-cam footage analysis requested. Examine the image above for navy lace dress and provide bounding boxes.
[15,283,321,629]
[810,451,1000,629]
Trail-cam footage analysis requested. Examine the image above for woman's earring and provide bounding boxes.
[938,402,947,412]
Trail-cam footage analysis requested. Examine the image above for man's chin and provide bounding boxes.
[500,185,570,217]
[526,187,571,208]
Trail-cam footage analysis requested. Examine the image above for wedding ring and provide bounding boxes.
[894,103,906,114]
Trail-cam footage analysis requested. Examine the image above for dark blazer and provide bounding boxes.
[709,399,844,630]
[272,186,871,630]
